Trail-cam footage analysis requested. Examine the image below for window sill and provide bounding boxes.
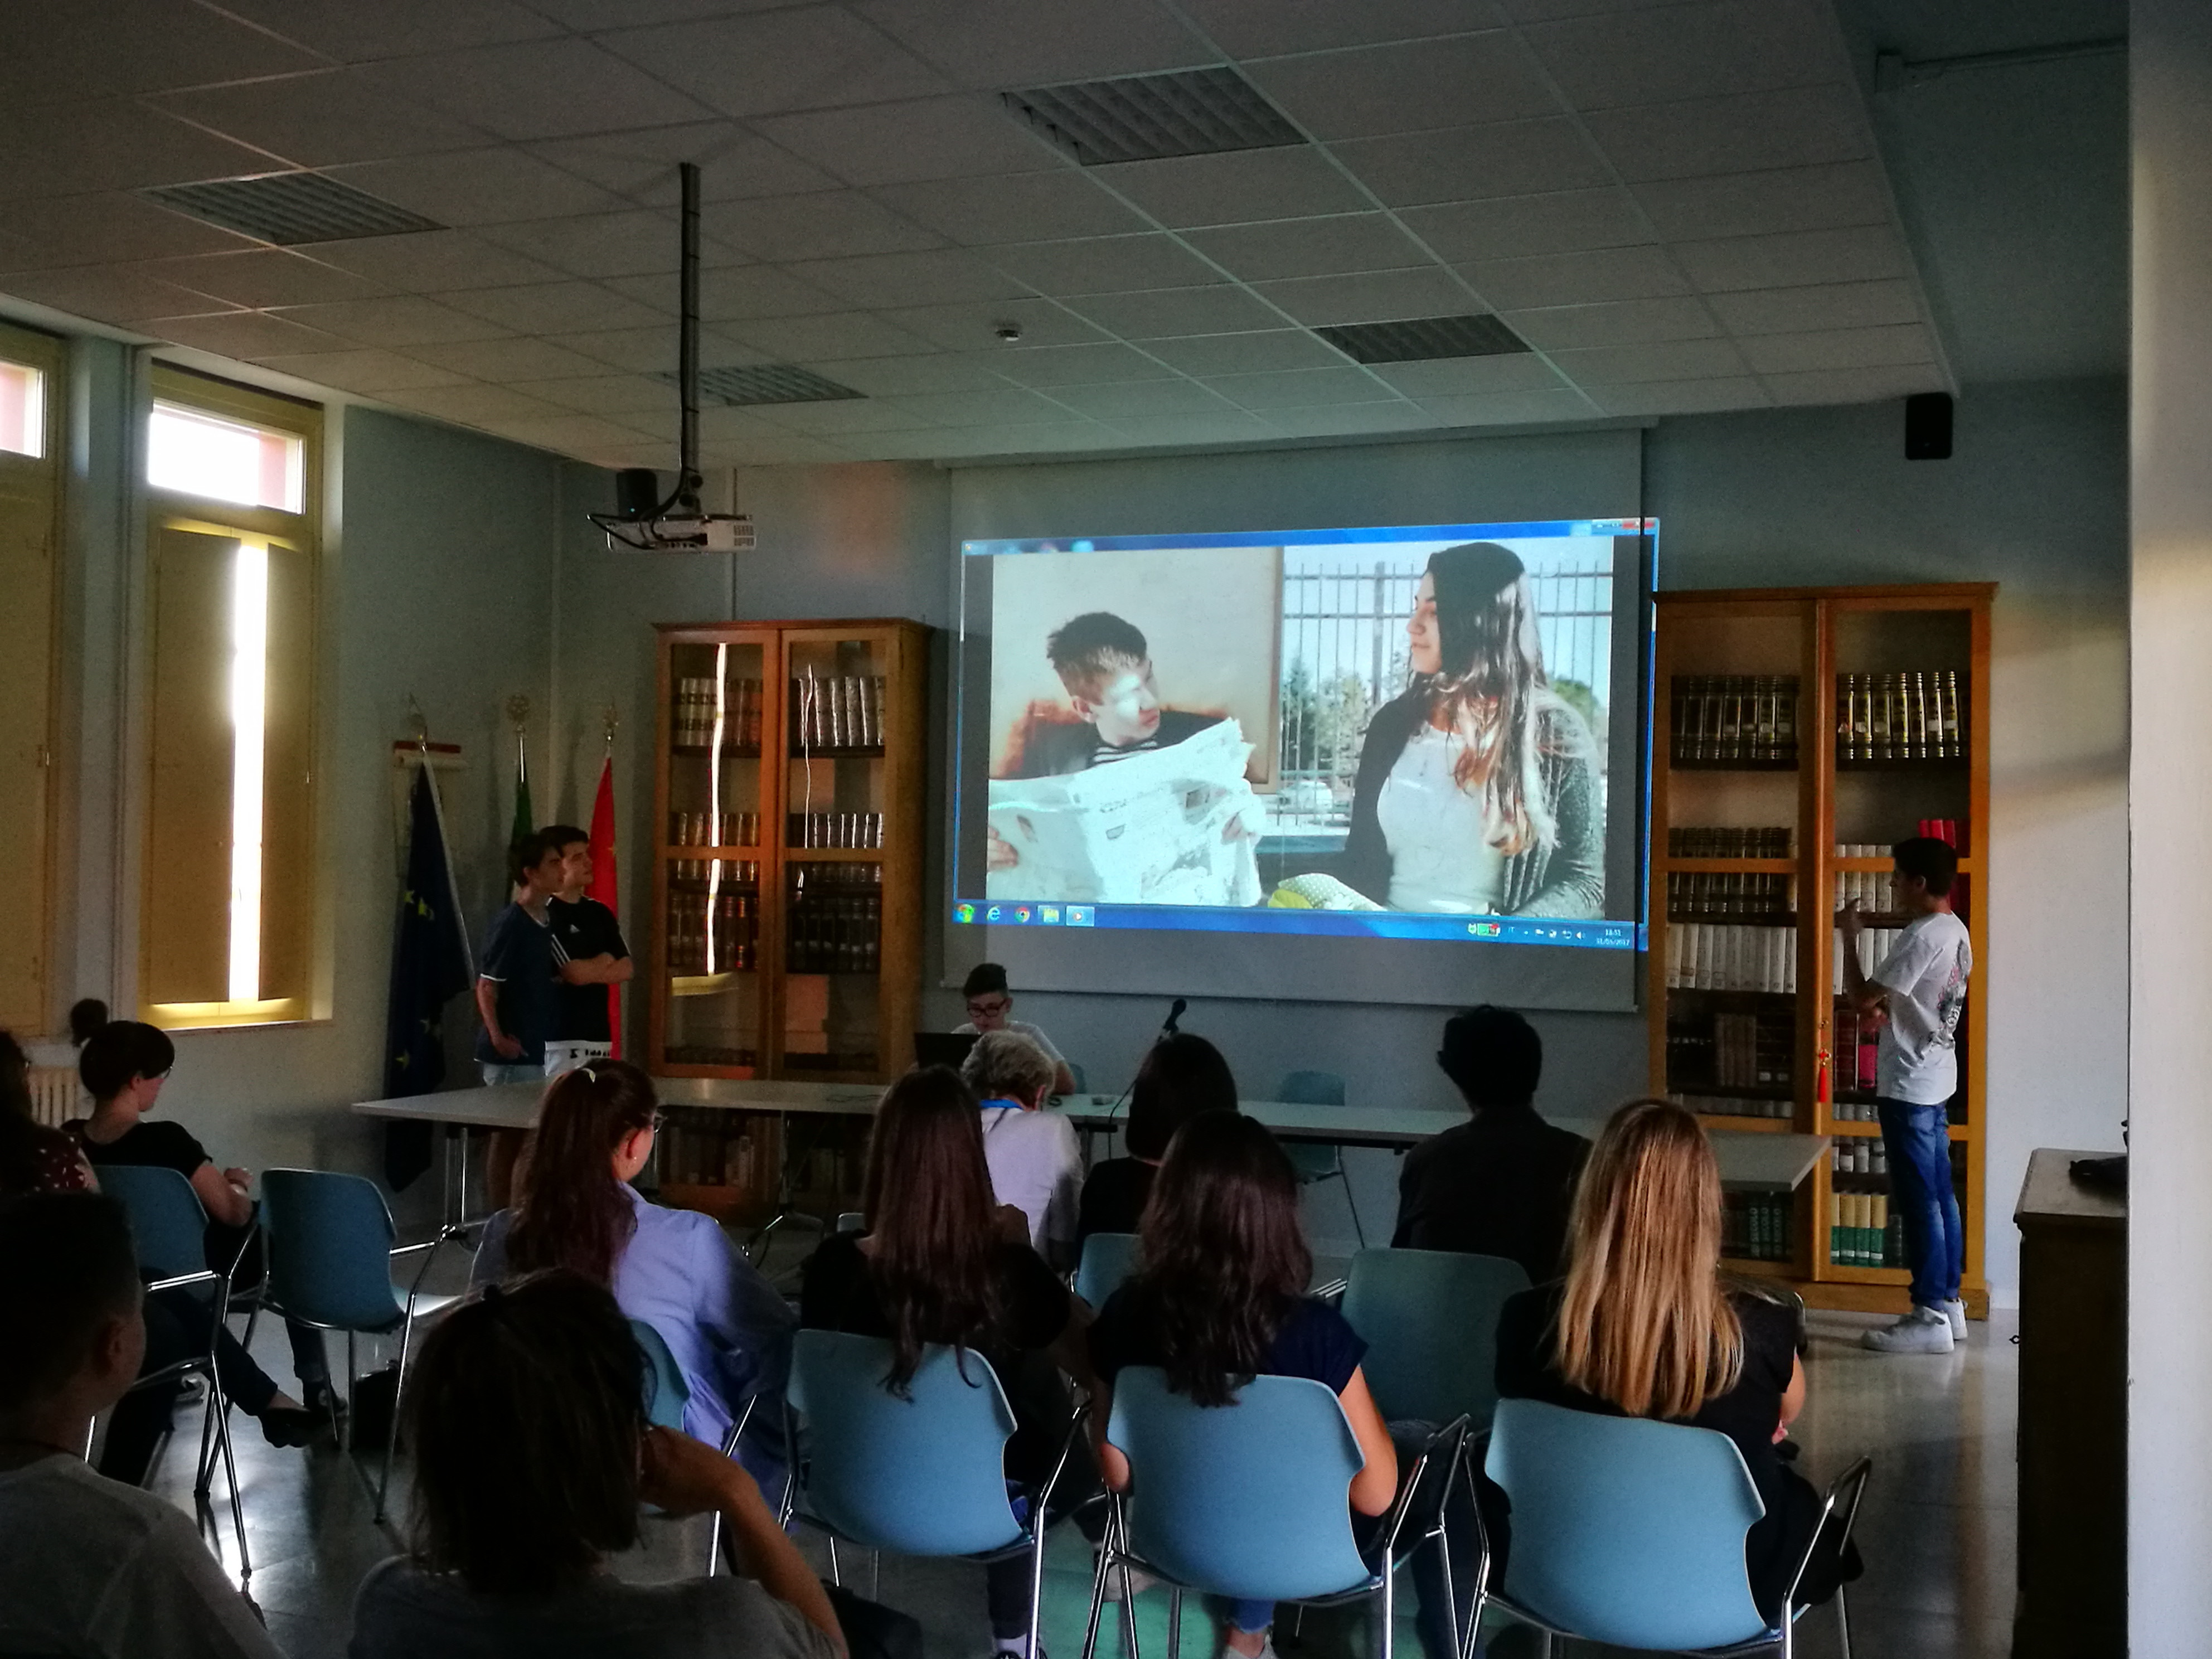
[142,1000,319,1032]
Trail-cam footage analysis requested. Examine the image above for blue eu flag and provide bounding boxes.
[383,764,472,1189]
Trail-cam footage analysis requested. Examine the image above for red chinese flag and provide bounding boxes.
[588,757,622,1058]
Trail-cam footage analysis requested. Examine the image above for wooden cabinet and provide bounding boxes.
[645,619,927,1219]
[1649,584,1991,1313]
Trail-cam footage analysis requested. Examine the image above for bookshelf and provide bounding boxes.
[1649,585,1993,1316]
[647,618,928,1223]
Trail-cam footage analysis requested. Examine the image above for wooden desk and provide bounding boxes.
[2014,1148,2126,1657]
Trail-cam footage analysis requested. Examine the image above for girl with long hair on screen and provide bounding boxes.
[1341,541,1604,918]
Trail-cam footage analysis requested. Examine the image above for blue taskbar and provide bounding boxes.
[950,903,1641,952]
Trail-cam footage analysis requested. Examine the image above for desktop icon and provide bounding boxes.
[984,905,1002,922]
[1065,905,1095,927]
[1014,905,1032,923]
[1040,905,1061,924]
[1471,921,1502,938]
[954,903,976,924]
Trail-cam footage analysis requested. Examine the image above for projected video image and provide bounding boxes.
[968,523,1633,931]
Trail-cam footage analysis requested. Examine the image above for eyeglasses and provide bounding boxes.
[967,997,1011,1018]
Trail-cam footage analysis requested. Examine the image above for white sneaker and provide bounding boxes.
[1939,1298,1967,1340]
[1862,1306,1955,1354]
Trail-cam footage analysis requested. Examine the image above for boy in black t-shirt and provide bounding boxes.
[539,823,633,1076]
[474,833,564,1207]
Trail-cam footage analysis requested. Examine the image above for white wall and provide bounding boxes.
[2129,0,2212,1641]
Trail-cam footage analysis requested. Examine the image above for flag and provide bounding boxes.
[383,764,474,1189]
[588,756,622,1058]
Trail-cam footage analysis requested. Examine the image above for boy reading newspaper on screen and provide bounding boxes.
[988,612,1260,905]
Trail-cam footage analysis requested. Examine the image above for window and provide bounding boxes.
[142,367,321,1029]
[0,322,62,1032]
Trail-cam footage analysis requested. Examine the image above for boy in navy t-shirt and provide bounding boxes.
[540,823,633,1078]
[474,833,563,1206]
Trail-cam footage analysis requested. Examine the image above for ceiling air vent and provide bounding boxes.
[142,172,443,245]
[1314,314,1532,364]
[658,365,864,407]
[1004,67,1304,166]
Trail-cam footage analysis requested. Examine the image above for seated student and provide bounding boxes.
[64,1001,329,1452]
[801,1066,1097,1659]
[1393,1005,1589,1282]
[350,1269,848,1659]
[960,1031,1083,1266]
[471,1061,795,1491]
[1076,1032,1236,1244]
[1493,1099,1858,1624]
[0,1192,284,1659]
[1,1029,94,1195]
[1088,1112,1398,1659]
[953,963,1078,1097]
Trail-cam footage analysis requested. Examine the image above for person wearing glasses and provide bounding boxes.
[470,1061,795,1492]
[952,963,1077,1097]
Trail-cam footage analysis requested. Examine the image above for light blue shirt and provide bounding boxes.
[472,1187,795,1454]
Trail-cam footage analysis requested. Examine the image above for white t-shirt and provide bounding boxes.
[0,1454,284,1659]
[1871,910,1973,1105]
[1376,725,1507,913]
[954,1018,1067,1068]
[978,1103,1084,1252]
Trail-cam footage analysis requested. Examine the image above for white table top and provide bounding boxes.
[353,1079,1828,1190]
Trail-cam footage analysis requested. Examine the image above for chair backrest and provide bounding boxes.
[1074,1231,1139,1308]
[787,1329,1025,1558]
[1108,1367,1371,1603]
[1275,1070,1346,1107]
[1342,1248,1529,1429]
[98,1164,213,1283]
[632,1319,690,1432]
[1066,1061,1088,1094]
[834,1211,866,1235]
[1485,1398,1769,1651]
[260,1169,403,1333]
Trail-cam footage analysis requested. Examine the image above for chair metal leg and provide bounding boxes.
[1027,1530,1050,1659]
[1080,1534,1113,1659]
[1166,1587,1182,1659]
[1377,1556,1395,1659]
[871,1548,881,1603]
[1432,1526,1459,1659]
[375,1311,424,1525]
[1119,1562,1142,1659]
[344,1333,357,1452]
[209,1366,250,1579]
[1341,1168,1366,1249]
[827,1537,842,1587]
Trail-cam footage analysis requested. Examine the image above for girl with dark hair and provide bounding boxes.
[61,999,331,1450]
[1342,542,1604,918]
[350,1270,847,1659]
[471,1061,794,1490]
[800,1066,1096,1659]
[1075,1032,1237,1243]
[0,1029,94,1195]
[1088,1112,1397,1659]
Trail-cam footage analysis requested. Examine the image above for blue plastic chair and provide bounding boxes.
[98,1165,250,1572]
[261,1169,457,1522]
[1275,1071,1364,1248]
[1478,1398,1871,1658]
[1075,1231,1139,1309]
[786,1330,1080,1659]
[1088,1367,1431,1659]
[632,1318,691,1432]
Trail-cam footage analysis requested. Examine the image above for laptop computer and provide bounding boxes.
[913,1030,979,1070]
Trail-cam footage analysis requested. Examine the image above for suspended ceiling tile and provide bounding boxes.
[853,0,1212,91]
[1397,188,1653,263]
[723,309,940,361]
[406,335,617,380]
[987,234,1224,297]
[1366,353,1565,396]
[135,249,390,309]
[1546,336,1750,384]
[784,249,1033,309]
[547,322,761,372]
[323,151,628,230]
[1501,295,1724,349]
[1138,328,1348,375]
[1244,35,1561,142]
[207,0,565,65]
[1415,386,1594,425]
[502,373,677,414]
[1065,283,1285,338]
[1247,265,1472,326]
[359,37,721,141]
[803,352,1015,395]
[1671,225,1907,295]
[1582,85,1871,183]
[1630,161,1894,241]
[307,230,569,291]
[1733,324,1937,375]
[154,73,485,169]
[756,97,1060,188]
[0,0,322,105]
[254,348,473,393]
[532,125,840,205]
[440,280,670,335]
[0,192,261,267]
[1761,363,1946,405]
[1185,214,1434,283]
[1205,365,1388,409]
[1048,377,1239,419]
[703,191,945,262]
[598,9,951,120]
[1706,278,1921,336]
[495,411,664,454]
[1457,244,1691,309]
[876,295,1107,351]
[270,294,518,347]
[0,100,283,202]
[870,171,1148,247]
[603,264,845,323]
[871,385,1075,426]
[1177,0,1507,57]
[1584,376,1770,416]
[1090,147,1368,230]
[382,381,568,424]
[151,309,357,359]
[1262,401,1438,437]
[911,421,1134,457]
[755,396,943,434]
[0,265,239,324]
[474,211,703,280]
[1332,120,1613,208]
[1522,0,1842,112]
[1102,409,1278,445]
[987,341,1177,386]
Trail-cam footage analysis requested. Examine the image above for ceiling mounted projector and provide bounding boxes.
[589,161,755,554]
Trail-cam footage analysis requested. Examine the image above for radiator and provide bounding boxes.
[27,1065,85,1128]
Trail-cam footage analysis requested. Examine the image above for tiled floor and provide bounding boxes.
[144,1242,2017,1659]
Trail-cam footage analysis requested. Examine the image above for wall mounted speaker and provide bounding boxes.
[1905,392,1953,460]
[614,468,661,517]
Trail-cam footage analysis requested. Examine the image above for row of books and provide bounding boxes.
[789,811,886,849]
[1663,924,1798,992]
[1724,1192,1793,1260]
[1668,826,1792,858]
[1676,1092,1794,1120]
[1833,868,1893,912]
[1833,928,1908,993]
[1836,671,1963,762]
[792,673,887,751]
[1670,676,1799,766]
[1828,1194,1902,1268]
[670,859,760,886]
[1667,1009,1793,1093]
[1832,1138,1889,1177]
[666,891,759,975]
[672,677,765,749]
[660,1123,769,1190]
[664,1044,758,1067]
[787,862,884,975]
[1668,872,1791,920]
[1832,998,1879,1094]
[671,811,760,848]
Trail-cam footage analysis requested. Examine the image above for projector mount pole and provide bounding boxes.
[677,159,701,517]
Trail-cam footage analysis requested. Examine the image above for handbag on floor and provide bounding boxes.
[347,1364,404,1451]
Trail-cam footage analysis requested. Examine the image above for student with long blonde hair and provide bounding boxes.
[1493,1098,1855,1621]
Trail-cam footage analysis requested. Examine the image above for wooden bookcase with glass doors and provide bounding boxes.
[645,619,927,1224]
[1650,584,1992,1317]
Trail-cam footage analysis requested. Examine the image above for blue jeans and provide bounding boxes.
[1878,1097,1963,1309]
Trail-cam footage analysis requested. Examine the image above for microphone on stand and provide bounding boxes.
[1105,999,1191,1128]
[1162,997,1187,1038]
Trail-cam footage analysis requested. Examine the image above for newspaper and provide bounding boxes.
[987,717,1263,906]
